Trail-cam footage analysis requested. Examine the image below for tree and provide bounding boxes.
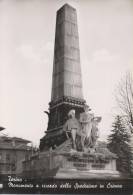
[108,115,132,175]
[115,72,133,132]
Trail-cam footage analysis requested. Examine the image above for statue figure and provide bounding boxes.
[63,106,102,153]
[78,105,94,150]
[85,116,102,150]
[63,109,81,150]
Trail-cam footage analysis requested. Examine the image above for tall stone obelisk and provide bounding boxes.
[40,4,85,150]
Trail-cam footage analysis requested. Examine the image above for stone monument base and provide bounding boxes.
[22,140,121,179]
[55,168,120,178]
[52,139,121,178]
[54,152,120,178]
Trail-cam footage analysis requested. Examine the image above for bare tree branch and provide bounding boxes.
[115,72,133,131]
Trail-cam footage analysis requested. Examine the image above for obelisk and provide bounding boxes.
[40,4,85,150]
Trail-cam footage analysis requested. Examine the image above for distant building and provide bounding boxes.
[0,136,33,176]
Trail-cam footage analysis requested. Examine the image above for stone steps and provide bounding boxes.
[55,168,120,179]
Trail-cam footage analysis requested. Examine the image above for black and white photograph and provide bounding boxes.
[0,0,133,194]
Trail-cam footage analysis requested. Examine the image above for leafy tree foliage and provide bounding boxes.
[108,115,133,176]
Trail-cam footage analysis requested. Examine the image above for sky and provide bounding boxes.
[0,0,133,146]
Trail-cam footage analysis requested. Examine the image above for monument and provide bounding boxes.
[40,4,85,151]
[36,4,120,178]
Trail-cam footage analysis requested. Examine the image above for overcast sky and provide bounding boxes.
[0,0,132,146]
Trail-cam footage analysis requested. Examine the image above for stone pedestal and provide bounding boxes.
[22,144,120,179]
[54,153,120,178]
